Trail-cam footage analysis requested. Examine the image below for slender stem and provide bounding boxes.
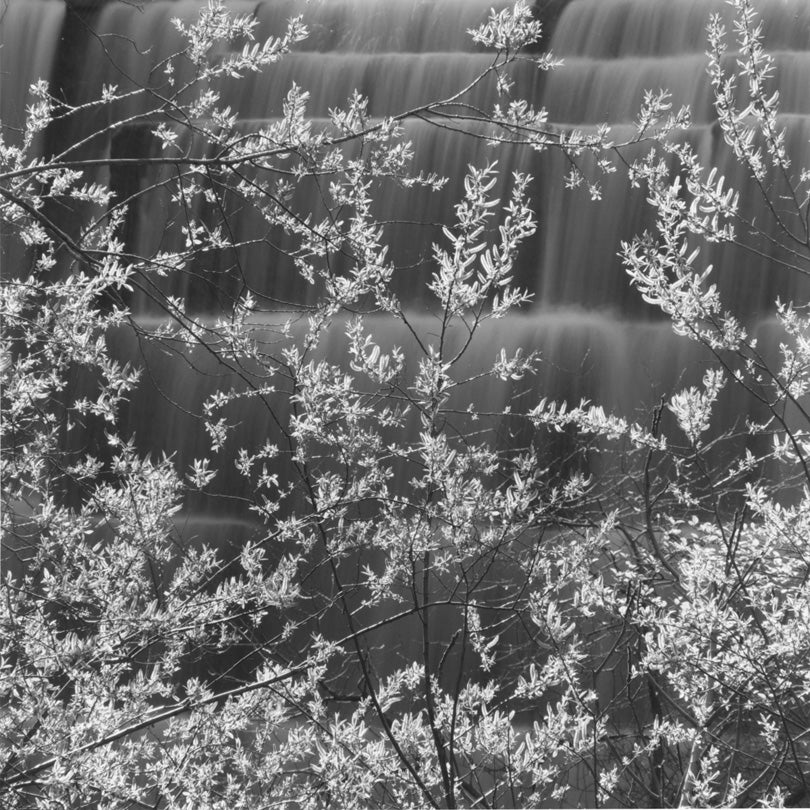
[2,666,308,788]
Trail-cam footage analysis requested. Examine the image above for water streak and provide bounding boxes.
[3,0,808,510]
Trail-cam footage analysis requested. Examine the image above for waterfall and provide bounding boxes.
[0,0,66,274]
[0,0,65,148]
[5,2,810,778]
[540,0,810,316]
[3,0,808,511]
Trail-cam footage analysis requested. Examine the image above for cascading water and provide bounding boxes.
[541,0,810,316]
[5,0,809,517]
[1,0,807,583]
[0,0,66,274]
[0,0,66,149]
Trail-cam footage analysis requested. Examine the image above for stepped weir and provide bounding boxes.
[4,0,809,493]
[2,1,810,804]
[4,0,810,659]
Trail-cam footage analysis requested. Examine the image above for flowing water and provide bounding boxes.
[3,7,810,792]
[0,0,66,272]
[0,0,65,147]
[5,0,810,504]
[3,0,810,684]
